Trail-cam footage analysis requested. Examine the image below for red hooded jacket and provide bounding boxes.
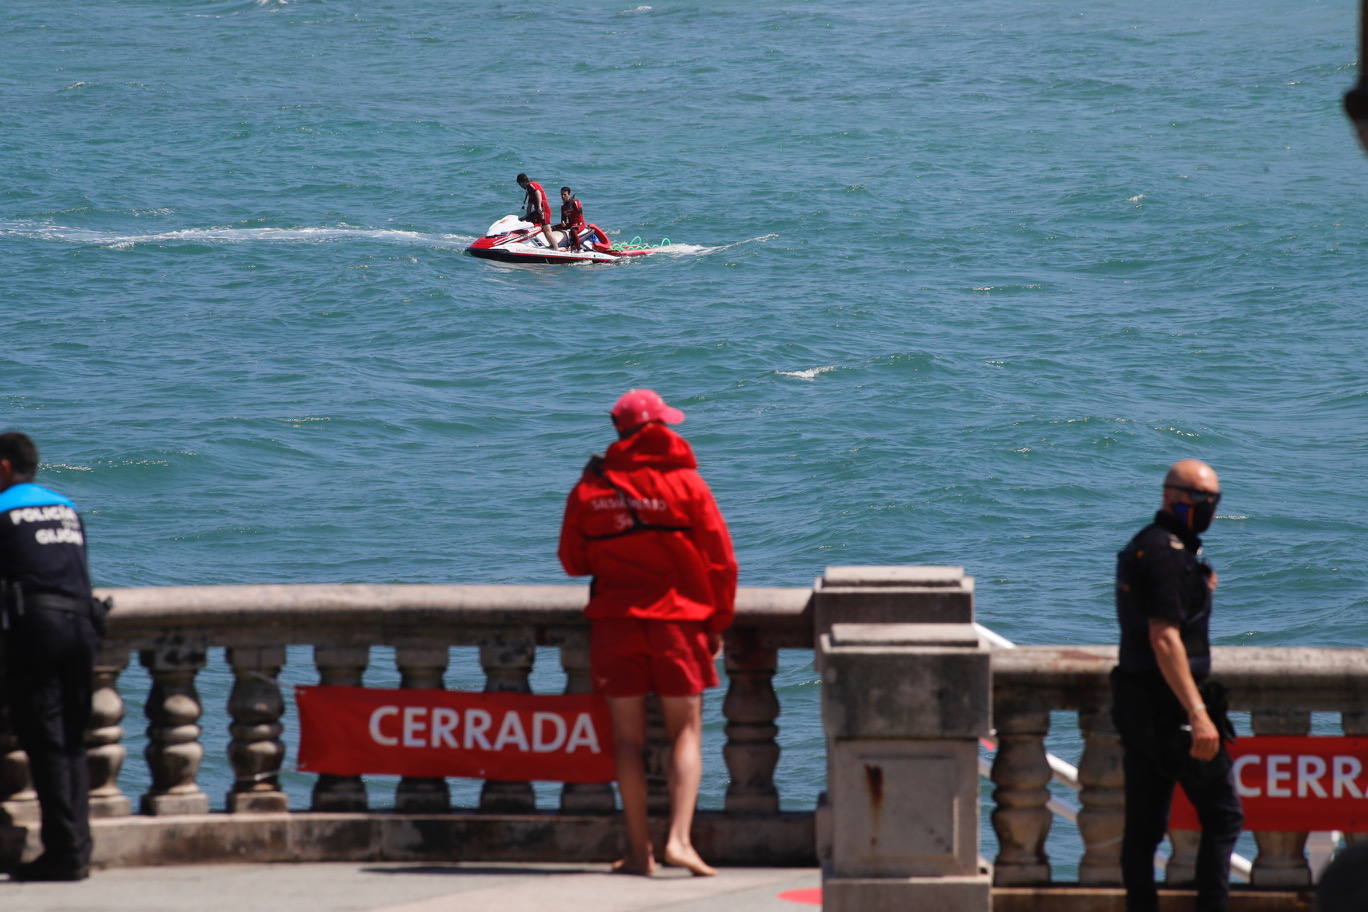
[558,423,737,633]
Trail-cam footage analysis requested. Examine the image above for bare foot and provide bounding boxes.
[663,844,716,877]
[610,855,656,876]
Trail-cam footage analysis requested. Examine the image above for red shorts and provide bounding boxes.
[527,211,550,226]
[589,617,719,698]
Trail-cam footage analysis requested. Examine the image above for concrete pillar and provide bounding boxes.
[226,645,288,813]
[479,634,535,813]
[818,620,992,912]
[1248,709,1312,887]
[395,645,451,812]
[1076,704,1123,884]
[310,645,370,812]
[813,566,975,638]
[559,637,614,814]
[88,645,131,818]
[990,705,1052,884]
[723,627,780,814]
[140,639,210,815]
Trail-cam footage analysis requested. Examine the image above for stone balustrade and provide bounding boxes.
[990,644,1368,897]
[0,574,1361,910]
[0,583,815,869]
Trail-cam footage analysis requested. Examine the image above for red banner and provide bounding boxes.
[1171,737,1368,831]
[297,685,615,783]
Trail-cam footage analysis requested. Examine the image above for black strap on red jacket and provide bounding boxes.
[582,457,692,541]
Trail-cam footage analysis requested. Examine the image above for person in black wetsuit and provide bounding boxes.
[0,432,107,882]
[1111,458,1243,912]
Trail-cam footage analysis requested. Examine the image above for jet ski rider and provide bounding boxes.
[516,173,558,251]
[554,186,587,250]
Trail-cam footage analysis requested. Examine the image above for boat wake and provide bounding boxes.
[0,219,777,259]
[0,221,477,251]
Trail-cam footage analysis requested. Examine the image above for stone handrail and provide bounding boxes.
[989,644,1368,892]
[0,583,816,869]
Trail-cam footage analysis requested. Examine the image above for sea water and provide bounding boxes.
[3,0,1365,874]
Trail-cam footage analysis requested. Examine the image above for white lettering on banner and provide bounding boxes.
[1298,756,1328,798]
[1267,755,1293,798]
[402,706,426,747]
[464,709,493,750]
[493,712,530,752]
[1233,755,1260,797]
[432,708,459,749]
[1335,757,1364,798]
[1233,753,1367,799]
[370,706,399,746]
[364,705,604,754]
[533,712,567,751]
[565,713,601,754]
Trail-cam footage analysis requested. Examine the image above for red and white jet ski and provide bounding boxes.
[466,215,653,264]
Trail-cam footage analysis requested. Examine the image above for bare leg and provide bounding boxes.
[660,694,716,876]
[541,224,558,249]
[606,695,655,876]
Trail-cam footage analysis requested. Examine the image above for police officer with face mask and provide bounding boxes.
[1111,459,1243,912]
[0,432,107,882]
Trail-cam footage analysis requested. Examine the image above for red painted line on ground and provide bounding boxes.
[778,887,822,905]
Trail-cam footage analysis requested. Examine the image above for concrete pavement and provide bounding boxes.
[3,862,822,912]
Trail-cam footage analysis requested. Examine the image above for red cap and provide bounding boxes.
[611,389,685,429]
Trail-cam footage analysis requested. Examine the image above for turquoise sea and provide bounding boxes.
[3,0,1365,870]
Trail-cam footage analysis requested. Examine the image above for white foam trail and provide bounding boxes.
[777,365,837,381]
[649,233,778,256]
[0,221,476,250]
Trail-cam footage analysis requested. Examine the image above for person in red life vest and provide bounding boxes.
[515,173,558,251]
[553,186,587,250]
[558,389,737,877]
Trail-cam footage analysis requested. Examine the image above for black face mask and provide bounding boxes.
[1173,499,1218,533]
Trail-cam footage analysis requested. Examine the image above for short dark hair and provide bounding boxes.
[560,186,572,194]
[0,432,39,480]
[516,173,529,183]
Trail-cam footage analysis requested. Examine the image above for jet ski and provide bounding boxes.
[466,215,654,265]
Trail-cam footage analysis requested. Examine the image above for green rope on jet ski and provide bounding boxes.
[614,236,671,250]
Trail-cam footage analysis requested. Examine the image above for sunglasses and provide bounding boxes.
[1164,485,1222,507]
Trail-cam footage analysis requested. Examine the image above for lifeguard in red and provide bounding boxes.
[515,172,557,250]
[558,388,737,877]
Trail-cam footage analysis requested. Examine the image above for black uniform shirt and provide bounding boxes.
[1115,509,1213,680]
[0,483,92,600]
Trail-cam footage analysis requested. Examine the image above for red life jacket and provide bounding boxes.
[558,423,737,632]
[523,181,550,223]
[561,197,586,230]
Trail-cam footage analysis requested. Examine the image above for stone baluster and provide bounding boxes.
[558,637,614,814]
[395,646,451,812]
[311,646,370,811]
[1249,709,1312,887]
[723,628,780,814]
[226,646,288,813]
[479,635,535,812]
[1076,704,1124,884]
[0,704,37,827]
[1345,711,1368,848]
[991,706,1053,884]
[87,646,131,818]
[140,640,210,815]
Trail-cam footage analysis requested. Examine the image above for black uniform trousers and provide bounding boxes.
[1113,671,1243,912]
[3,600,99,869]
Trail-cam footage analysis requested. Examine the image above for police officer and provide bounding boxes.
[0,432,105,882]
[1111,459,1243,912]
